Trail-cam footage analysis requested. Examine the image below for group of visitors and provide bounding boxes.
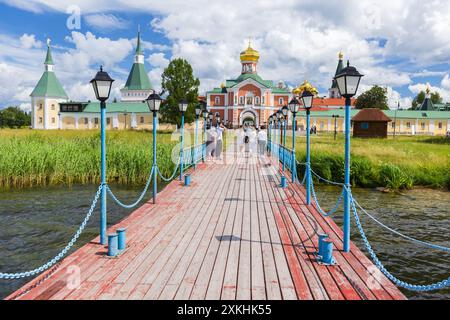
[206,123,226,160]
[237,125,267,156]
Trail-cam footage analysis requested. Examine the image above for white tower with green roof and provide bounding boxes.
[30,39,68,129]
[120,29,153,102]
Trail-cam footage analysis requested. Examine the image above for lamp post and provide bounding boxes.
[268,115,273,154]
[201,102,208,162]
[332,115,339,140]
[146,92,162,204]
[281,106,289,174]
[334,60,364,253]
[393,101,399,139]
[289,97,300,182]
[90,66,114,245]
[301,90,314,205]
[179,100,189,180]
[194,104,202,168]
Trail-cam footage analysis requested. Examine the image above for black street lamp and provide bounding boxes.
[301,89,314,206]
[333,60,364,253]
[90,66,114,245]
[332,114,339,140]
[288,97,300,182]
[178,99,188,180]
[146,92,162,204]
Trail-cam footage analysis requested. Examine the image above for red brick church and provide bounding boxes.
[206,43,354,128]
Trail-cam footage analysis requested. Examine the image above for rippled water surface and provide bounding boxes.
[0,184,448,300]
[315,186,449,300]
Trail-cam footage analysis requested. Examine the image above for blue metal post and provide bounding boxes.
[152,111,157,204]
[343,97,351,252]
[282,118,286,173]
[291,113,296,182]
[107,233,118,257]
[117,228,126,251]
[203,118,207,162]
[179,112,185,180]
[100,102,107,245]
[194,116,198,169]
[268,122,272,155]
[306,109,311,205]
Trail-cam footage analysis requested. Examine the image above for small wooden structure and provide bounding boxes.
[352,108,392,138]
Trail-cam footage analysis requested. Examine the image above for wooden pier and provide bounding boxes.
[6,146,406,300]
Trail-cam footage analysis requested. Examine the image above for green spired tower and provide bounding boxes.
[30,39,68,129]
[120,27,153,102]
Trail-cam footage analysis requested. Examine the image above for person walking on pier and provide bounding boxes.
[215,123,226,160]
[257,126,267,156]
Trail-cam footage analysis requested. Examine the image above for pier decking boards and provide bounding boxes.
[7,146,406,300]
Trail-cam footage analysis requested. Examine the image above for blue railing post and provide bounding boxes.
[194,115,198,169]
[282,118,286,173]
[152,111,157,204]
[100,102,107,245]
[179,112,185,180]
[203,118,207,162]
[291,112,296,182]
[343,97,351,252]
[268,122,272,155]
[306,109,311,205]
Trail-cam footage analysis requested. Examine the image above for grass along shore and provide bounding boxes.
[0,129,201,189]
[0,129,448,190]
[287,134,450,190]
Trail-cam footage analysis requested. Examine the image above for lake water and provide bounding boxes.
[0,184,448,300]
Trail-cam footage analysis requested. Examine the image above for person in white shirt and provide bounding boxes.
[206,126,217,159]
[257,126,267,156]
[215,123,226,159]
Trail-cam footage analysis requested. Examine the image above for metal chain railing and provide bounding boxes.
[0,184,103,279]
[106,168,154,209]
[351,193,450,252]
[310,177,345,217]
[158,161,180,182]
[349,190,450,292]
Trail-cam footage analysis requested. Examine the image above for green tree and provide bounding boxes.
[160,58,200,125]
[411,90,442,109]
[0,106,31,128]
[355,85,389,110]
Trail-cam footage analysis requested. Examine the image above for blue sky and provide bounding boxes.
[1,0,450,111]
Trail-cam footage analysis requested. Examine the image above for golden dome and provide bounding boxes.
[240,40,260,63]
[338,51,344,60]
[292,80,318,96]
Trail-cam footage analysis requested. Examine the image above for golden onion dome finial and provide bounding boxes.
[292,80,318,96]
[339,51,344,60]
[240,38,260,63]
[220,82,225,88]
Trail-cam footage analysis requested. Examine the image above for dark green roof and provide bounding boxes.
[123,63,152,90]
[331,58,344,89]
[233,73,272,88]
[44,45,54,65]
[295,109,450,119]
[419,98,434,111]
[136,31,143,55]
[30,71,68,98]
[207,73,290,94]
[61,101,150,113]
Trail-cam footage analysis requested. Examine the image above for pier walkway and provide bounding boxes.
[7,146,406,300]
